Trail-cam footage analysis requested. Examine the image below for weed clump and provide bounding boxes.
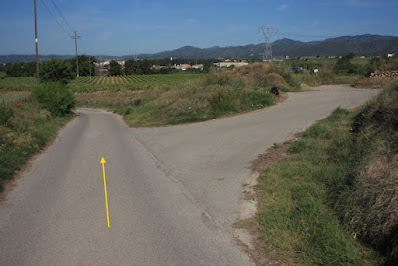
[337,81,398,264]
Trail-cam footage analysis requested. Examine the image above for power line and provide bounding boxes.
[39,0,70,37]
[49,0,74,31]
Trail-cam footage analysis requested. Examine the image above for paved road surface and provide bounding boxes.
[0,85,379,265]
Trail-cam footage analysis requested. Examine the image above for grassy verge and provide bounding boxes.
[254,108,381,265]
[0,93,73,191]
[244,82,398,265]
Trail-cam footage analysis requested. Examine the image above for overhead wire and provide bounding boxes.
[49,0,74,32]
[39,0,71,38]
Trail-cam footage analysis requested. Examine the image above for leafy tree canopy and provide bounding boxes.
[39,58,74,84]
[109,60,121,76]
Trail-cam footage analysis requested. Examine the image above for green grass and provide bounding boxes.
[0,91,31,104]
[77,65,285,126]
[255,108,383,265]
[0,98,73,191]
[304,57,371,65]
[0,76,37,90]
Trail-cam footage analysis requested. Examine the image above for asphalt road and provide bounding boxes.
[0,85,379,265]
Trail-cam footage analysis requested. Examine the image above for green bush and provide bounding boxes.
[40,58,74,84]
[0,105,14,126]
[207,88,237,113]
[32,82,76,116]
[243,91,273,109]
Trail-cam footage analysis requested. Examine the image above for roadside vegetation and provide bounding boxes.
[0,80,75,192]
[78,63,292,126]
[240,81,397,265]
[1,54,397,127]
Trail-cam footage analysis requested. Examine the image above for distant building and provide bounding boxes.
[191,64,204,70]
[214,61,249,68]
[173,64,191,70]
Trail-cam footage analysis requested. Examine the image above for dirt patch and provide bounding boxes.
[234,134,302,265]
[250,135,301,173]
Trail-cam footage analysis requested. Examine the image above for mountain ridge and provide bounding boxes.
[1,34,397,63]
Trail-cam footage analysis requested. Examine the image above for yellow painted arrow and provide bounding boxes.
[100,157,110,227]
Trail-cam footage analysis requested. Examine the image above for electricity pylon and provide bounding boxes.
[259,26,278,62]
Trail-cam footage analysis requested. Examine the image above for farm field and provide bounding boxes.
[0,76,37,91]
[306,57,371,65]
[0,73,207,92]
[70,73,207,92]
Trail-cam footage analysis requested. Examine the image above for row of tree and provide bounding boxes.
[4,55,96,77]
[107,58,212,76]
[108,59,153,76]
[3,57,218,77]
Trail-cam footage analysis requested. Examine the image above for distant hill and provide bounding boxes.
[142,34,398,59]
[1,34,397,63]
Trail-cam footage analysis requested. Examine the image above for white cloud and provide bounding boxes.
[277,4,288,11]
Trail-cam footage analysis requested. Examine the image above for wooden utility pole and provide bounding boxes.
[34,0,40,85]
[89,56,92,80]
[72,31,81,87]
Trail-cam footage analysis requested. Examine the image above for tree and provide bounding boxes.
[345,53,355,59]
[333,53,362,74]
[109,60,121,76]
[5,62,35,77]
[366,57,382,75]
[138,59,152,74]
[78,55,96,77]
[124,59,138,75]
[66,55,96,77]
[39,58,74,84]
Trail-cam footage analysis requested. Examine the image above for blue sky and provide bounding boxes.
[1,0,397,56]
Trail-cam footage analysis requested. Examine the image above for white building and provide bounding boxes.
[214,61,249,68]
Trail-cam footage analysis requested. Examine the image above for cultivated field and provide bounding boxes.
[71,74,206,92]
[0,73,206,92]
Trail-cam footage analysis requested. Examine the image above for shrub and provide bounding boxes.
[0,105,14,126]
[204,71,235,86]
[243,91,273,109]
[207,88,237,113]
[39,58,74,84]
[32,82,76,116]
